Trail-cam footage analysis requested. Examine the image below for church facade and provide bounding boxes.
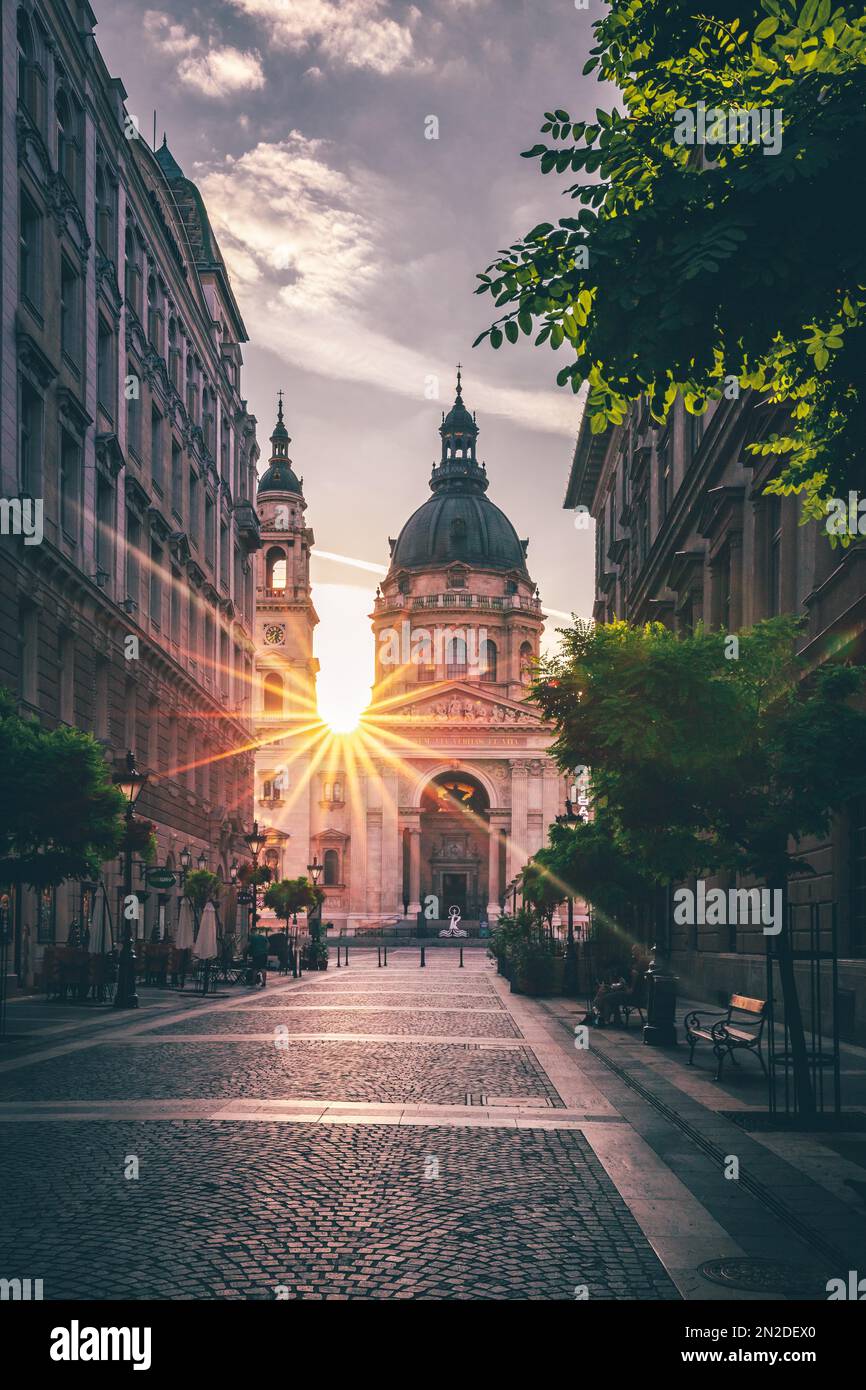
[252,376,568,930]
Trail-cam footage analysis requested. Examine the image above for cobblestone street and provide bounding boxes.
[1,950,864,1301]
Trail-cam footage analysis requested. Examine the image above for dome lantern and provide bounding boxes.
[257,391,303,497]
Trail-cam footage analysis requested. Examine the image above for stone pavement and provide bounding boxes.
[0,951,861,1300]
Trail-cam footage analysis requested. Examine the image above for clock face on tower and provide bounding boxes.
[264,623,286,645]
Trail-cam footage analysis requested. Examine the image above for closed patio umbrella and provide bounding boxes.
[175,898,195,951]
[194,901,218,960]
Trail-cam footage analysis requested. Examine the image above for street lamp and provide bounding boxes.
[229,860,239,884]
[180,846,192,873]
[244,821,266,942]
[555,799,581,997]
[196,850,208,871]
[113,751,148,1009]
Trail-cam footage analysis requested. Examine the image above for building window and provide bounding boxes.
[19,187,42,313]
[323,780,343,804]
[170,569,181,644]
[188,592,198,664]
[265,546,287,590]
[147,273,162,353]
[189,469,200,540]
[717,544,732,631]
[17,604,37,705]
[171,440,183,518]
[97,318,115,419]
[220,522,229,589]
[205,494,215,565]
[95,165,115,257]
[220,418,230,481]
[124,229,142,316]
[850,796,866,958]
[168,317,180,388]
[766,496,782,617]
[60,257,81,367]
[126,362,141,458]
[263,672,284,714]
[18,378,42,494]
[520,640,534,683]
[55,88,82,200]
[481,639,497,681]
[59,429,80,539]
[151,406,164,489]
[95,477,114,576]
[125,510,141,606]
[323,849,339,886]
[202,388,214,455]
[685,408,704,463]
[150,541,163,627]
[186,357,198,422]
[445,634,467,680]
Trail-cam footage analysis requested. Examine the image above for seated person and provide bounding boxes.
[593,972,628,1025]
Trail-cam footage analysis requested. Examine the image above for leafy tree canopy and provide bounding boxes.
[264,877,324,923]
[475,1,866,520]
[0,689,124,888]
[535,617,866,883]
[182,869,222,910]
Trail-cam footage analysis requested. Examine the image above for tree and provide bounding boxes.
[520,857,566,931]
[263,877,323,931]
[182,870,222,916]
[0,689,124,888]
[475,2,866,521]
[535,616,866,1114]
[536,816,658,950]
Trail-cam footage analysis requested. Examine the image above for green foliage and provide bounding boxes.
[0,689,124,887]
[476,1,866,513]
[182,869,222,910]
[264,876,323,924]
[537,816,657,928]
[122,817,157,865]
[535,616,866,883]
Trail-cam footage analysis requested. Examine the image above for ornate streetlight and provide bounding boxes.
[556,788,582,997]
[244,821,266,941]
[113,751,148,1009]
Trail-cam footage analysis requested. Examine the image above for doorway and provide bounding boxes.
[442,873,468,917]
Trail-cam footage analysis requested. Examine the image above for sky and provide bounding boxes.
[93,0,600,722]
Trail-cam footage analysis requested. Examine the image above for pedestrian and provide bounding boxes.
[247,928,269,988]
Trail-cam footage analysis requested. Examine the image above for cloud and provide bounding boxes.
[194,136,577,440]
[227,0,423,75]
[144,10,265,97]
[178,47,266,96]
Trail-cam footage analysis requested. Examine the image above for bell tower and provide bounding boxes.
[253,394,320,881]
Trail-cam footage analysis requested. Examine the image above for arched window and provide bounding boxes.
[481,639,497,681]
[445,634,467,679]
[265,546,286,591]
[323,849,339,886]
[520,640,534,682]
[263,671,283,714]
[95,165,114,255]
[55,87,81,197]
[124,229,142,315]
[186,356,198,421]
[147,272,162,351]
[17,11,35,118]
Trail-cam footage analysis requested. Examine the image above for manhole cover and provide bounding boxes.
[698,1258,821,1295]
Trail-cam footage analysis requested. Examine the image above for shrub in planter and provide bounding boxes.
[511,940,558,996]
[307,940,329,971]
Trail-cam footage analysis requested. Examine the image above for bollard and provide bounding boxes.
[420,945,426,968]
[377,946,381,968]
[336,944,342,969]
[345,944,349,967]
[384,946,388,967]
[459,947,464,968]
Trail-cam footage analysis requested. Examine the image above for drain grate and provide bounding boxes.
[699,1257,823,1296]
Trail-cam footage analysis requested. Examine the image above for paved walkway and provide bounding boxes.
[0,952,862,1300]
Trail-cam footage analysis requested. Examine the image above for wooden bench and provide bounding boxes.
[685,994,768,1081]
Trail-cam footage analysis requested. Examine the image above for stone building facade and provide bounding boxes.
[254,376,568,931]
[565,389,866,1039]
[1,1,260,981]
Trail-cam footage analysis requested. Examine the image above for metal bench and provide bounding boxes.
[685,994,767,1081]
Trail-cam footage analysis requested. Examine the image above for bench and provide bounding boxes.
[684,994,768,1081]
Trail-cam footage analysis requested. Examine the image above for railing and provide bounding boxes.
[373,593,542,615]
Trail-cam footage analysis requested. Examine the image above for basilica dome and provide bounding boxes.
[388,372,528,576]
[257,394,303,496]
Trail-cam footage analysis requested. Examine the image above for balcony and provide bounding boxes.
[234,501,261,551]
[373,592,542,616]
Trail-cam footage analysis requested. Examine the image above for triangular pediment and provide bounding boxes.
[371,682,542,727]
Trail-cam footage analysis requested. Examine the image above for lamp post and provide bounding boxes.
[244,822,266,937]
[113,751,148,1009]
[307,855,323,972]
[555,796,581,997]
[229,860,239,885]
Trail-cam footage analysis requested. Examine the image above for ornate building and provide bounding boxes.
[254,376,567,930]
[2,1,259,984]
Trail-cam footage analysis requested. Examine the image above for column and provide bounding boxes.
[486,813,507,921]
[408,825,422,915]
[508,760,529,886]
[542,763,561,841]
[381,771,400,916]
[348,773,368,920]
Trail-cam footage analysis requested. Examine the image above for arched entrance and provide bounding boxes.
[418,771,490,919]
